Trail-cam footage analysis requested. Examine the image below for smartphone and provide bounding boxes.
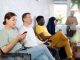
[22,31,27,35]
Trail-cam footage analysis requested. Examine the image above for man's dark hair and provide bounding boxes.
[22,13,31,22]
[36,16,44,22]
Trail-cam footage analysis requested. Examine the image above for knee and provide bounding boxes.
[56,31,64,37]
[57,31,62,34]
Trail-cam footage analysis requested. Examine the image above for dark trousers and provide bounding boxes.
[66,26,76,37]
[48,47,67,59]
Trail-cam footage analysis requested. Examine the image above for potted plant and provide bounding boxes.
[56,15,63,24]
[71,0,80,11]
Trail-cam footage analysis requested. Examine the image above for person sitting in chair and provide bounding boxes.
[19,13,55,60]
[47,17,67,59]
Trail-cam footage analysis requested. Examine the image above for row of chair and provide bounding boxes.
[0,49,31,60]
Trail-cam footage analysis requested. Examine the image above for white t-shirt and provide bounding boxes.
[19,25,43,47]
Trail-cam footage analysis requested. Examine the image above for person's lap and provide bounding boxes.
[16,44,48,60]
[7,44,54,60]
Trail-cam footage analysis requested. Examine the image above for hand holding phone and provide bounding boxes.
[22,31,27,35]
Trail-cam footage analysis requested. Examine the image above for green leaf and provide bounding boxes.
[78,0,80,11]
[71,0,76,8]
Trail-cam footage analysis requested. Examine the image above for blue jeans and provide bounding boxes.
[17,45,55,60]
[35,54,49,60]
[7,45,55,60]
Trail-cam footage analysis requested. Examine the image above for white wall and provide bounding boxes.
[0,0,52,29]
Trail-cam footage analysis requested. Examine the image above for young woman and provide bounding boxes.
[47,17,57,35]
[47,17,67,59]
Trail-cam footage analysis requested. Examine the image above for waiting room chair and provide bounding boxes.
[0,49,31,60]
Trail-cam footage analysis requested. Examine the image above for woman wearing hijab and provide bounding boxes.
[47,17,56,35]
[47,17,67,59]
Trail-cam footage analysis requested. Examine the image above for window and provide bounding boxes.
[53,4,67,24]
[50,0,70,24]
